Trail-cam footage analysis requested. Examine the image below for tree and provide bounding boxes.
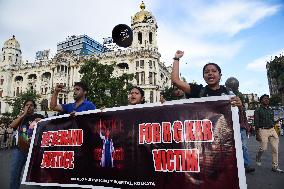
[79,59,134,108]
[0,112,13,127]
[4,89,40,118]
[269,95,281,106]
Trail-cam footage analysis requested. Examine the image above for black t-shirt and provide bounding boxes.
[185,83,231,98]
[18,113,44,153]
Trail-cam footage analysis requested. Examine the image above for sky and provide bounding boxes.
[1,0,284,97]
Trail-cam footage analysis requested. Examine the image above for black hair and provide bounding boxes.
[129,86,145,104]
[130,86,145,97]
[203,63,222,75]
[259,94,269,102]
[23,99,37,108]
[74,82,88,92]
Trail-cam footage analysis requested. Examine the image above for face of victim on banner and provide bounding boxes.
[128,87,145,105]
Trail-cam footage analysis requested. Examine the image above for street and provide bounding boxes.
[0,135,284,189]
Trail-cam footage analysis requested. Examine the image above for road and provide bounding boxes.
[1,135,284,189]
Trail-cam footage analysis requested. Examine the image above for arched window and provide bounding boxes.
[138,32,142,44]
[117,63,129,69]
[149,32,153,44]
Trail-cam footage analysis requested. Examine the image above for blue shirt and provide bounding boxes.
[61,99,96,113]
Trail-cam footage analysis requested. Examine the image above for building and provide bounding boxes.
[243,93,259,110]
[0,2,171,114]
[57,35,104,56]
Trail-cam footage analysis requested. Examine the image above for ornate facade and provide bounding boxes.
[0,2,171,114]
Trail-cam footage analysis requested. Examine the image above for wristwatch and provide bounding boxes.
[173,57,180,61]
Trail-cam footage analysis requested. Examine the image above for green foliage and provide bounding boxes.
[267,55,284,102]
[269,95,281,106]
[79,59,134,108]
[4,89,40,118]
[0,112,13,127]
[161,86,184,101]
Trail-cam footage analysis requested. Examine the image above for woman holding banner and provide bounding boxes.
[171,50,246,187]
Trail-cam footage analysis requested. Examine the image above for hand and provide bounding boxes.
[70,111,76,117]
[230,96,242,107]
[54,84,64,93]
[20,106,30,117]
[100,106,106,111]
[175,50,184,59]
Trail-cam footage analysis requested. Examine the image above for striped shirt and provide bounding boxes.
[254,105,274,129]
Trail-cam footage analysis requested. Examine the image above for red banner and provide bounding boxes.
[23,96,246,189]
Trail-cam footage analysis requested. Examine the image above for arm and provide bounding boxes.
[99,124,105,140]
[9,106,29,129]
[50,84,63,112]
[171,50,191,94]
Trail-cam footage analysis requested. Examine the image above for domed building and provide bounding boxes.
[0,2,171,114]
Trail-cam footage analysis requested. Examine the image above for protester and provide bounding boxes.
[255,94,284,173]
[6,126,14,149]
[171,50,242,105]
[0,124,5,149]
[225,78,255,173]
[171,50,247,185]
[9,100,44,189]
[50,82,96,115]
[171,50,255,174]
[128,86,145,105]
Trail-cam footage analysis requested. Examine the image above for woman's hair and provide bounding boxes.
[203,63,222,75]
[23,99,37,108]
[129,86,145,104]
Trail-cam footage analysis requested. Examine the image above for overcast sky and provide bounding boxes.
[1,0,284,96]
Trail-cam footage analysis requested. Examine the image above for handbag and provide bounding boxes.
[17,134,30,154]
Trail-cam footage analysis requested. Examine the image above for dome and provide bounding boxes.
[132,1,157,25]
[4,35,20,49]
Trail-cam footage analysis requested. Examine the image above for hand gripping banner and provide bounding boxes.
[22,96,246,189]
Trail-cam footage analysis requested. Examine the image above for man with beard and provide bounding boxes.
[50,82,96,114]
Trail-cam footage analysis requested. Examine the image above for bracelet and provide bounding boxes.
[173,57,180,61]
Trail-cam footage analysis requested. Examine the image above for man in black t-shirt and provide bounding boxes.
[9,100,44,189]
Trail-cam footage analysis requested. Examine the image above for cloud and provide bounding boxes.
[155,0,279,69]
[246,49,284,71]
[181,0,280,37]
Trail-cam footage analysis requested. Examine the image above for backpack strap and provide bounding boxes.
[199,86,207,97]
[199,85,234,97]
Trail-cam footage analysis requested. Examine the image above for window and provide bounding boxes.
[149,60,152,68]
[140,60,144,68]
[141,71,145,85]
[0,79,4,85]
[150,91,154,103]
[138,32,142,44]
[16,87,20,96]
[136,61,139,68]
[0,90,3,97]
[154,73,156,85]
[149,72,153,84]
[135,73,139,85]
[149,32,153,44]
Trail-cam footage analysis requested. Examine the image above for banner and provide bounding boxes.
[23,96,246,189]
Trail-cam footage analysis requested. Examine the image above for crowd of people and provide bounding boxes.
[0,124,16,149]
[2,50,284,189]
